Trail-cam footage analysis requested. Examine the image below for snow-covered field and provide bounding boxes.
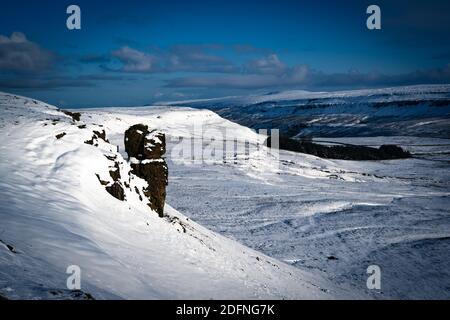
[166,138,450,299]
[1,86,449,299]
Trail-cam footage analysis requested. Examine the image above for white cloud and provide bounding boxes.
[0,32,54,73]
[111,46,156,72]
[245,54,286,75]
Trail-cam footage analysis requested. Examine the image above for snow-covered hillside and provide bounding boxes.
[1,89,449,300]
[0,92,352,300]
[161,85,450,299]
[161,85,450,138]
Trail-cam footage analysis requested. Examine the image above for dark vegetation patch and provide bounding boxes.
[266,135,411,160]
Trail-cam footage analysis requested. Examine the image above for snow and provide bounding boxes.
[165,139,450,299]
[1,85,449,300]
[0,92,349,300]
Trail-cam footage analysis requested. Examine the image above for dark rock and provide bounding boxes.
[124,124,165,160]
[55,132,66,140]
[134,186,143,201]
[168,216,187,233]
[95,174,109,186]
[48,289,95,300]
[104,155,117,161]
[124,124,148,159]
[93,130,108,142]
[84,130,108,146]
[131,161,168,216]
[266,135,411,161]
[0,239,17,253]
[124,124,168,217]
[143,132,166,159]
[109,162,121,181]
[106,182,125,201]
[70,290,95,300]
[60,109,81,122]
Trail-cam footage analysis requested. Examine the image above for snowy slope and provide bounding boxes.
[0,92,353,300]
[158,85,450,299]
[160,85,450,138]
[81,96,450,299]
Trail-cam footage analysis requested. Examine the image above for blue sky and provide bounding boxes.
[1,0,450,107]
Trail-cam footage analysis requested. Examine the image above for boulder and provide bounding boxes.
[124,124,165,160]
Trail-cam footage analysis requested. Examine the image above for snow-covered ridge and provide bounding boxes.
[160,84,450,138]
[0,92,351,299]
[160,84,450,106]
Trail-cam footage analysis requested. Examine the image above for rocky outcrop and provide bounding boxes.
[125,124,168,217]
[88,130,126,202]
[266,135,411,160]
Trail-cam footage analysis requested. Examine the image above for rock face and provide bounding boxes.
[125,124,168,217]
